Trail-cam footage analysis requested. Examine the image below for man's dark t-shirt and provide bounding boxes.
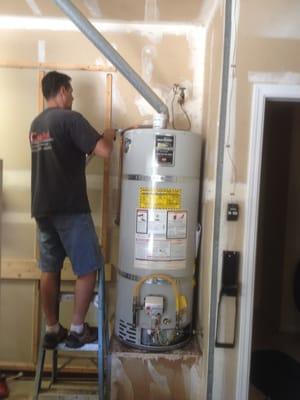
[30,108,101,218]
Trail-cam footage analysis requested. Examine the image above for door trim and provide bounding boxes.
[235,83,300,400]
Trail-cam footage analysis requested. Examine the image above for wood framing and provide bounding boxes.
[101,73,113,261]
[31,281,40,364]
[0,61,115,72]
[1,66,114,281]
[33,70,45,260]
[1,260,112,281]
[0,361,97,374]
[0,63,115,372]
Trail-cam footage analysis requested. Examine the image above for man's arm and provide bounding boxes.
[93,128,115,159]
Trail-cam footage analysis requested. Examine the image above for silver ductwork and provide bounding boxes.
[53,0,169,124]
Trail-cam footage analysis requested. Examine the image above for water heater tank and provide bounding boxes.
[115,128,201,351]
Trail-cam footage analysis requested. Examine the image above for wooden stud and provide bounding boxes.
[101,74,113,261]
[104,74,113,129]
[31,70,45,365]
[31,281,40,364]
[1,259,111,281]
[37,70,45,112]
[0,362,36,371]
[0,361,97,374]
[0,61,115,72]
[33,70,45,260]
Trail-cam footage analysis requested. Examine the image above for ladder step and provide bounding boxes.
[39,394,98,399]
[49,381,98,391]
[56,342,99,352]
[33,271,108,400]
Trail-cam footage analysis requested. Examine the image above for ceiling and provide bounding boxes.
[0,0,210,24]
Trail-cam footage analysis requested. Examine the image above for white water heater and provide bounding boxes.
[115,128,201,351]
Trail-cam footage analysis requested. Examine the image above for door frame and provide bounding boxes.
[235,83,300,400]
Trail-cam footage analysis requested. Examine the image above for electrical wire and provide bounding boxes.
[171,84,192,130]
[171,86,177,129]
[180,103,191,131]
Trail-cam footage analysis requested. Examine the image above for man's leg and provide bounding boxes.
[40,270,67,349]
[57,213,102,347]
[72,270,97,325]
[40,271,60,326]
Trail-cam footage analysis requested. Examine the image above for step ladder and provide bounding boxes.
[33,267,110,400]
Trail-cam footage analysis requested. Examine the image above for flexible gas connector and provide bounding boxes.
[132,273,182,328]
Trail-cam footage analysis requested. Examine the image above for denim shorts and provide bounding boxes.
[36,213,104,277]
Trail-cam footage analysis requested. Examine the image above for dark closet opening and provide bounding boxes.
[250,101,300,400]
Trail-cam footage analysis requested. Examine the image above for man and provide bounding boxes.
[30,71,115,349]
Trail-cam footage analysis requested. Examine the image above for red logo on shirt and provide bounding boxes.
[30,131,53,152]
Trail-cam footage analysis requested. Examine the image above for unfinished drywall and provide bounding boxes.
[0,11,205,378]
[0,0,205,23]
[213,0,300,398]
[110,338,202,400]
[0,280,36,366]
[0,20,204,260]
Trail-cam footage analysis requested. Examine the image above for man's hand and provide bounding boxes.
[103,128,116,141]
[93,128,116,158]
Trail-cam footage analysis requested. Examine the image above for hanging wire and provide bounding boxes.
[171,84,179,129]
[171,83,192,130]
[180,103,191,131]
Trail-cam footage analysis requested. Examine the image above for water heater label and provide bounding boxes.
[136,209,167,235]
[155,135,175,166]
[134,208,187,269]
[135,238,186,262]
[139,187,181,209]
[167,211,187,239]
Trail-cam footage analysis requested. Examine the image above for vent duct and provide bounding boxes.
[53,0,169,124]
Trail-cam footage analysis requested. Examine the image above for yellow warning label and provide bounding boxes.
[139,187,181,209]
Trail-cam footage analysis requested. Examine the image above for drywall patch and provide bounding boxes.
[182,363,202,400]
[111,74,128,120]
[202,179,216,202]
[147,360,172,400]
[143,0,162,43]
[197,0,223,27]
[144,0,160,22]
[248,71,300,85]
[93,53,128,119]
[185,27,206,132]
[141,45,156,84]
[111,357,134,400]
[134,86,169,120]
[37,40,45,63]
[25,0,42,16]
[143,0,162,41]
[83,0,102,18]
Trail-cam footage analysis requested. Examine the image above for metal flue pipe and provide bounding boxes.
[53,0,169,122]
